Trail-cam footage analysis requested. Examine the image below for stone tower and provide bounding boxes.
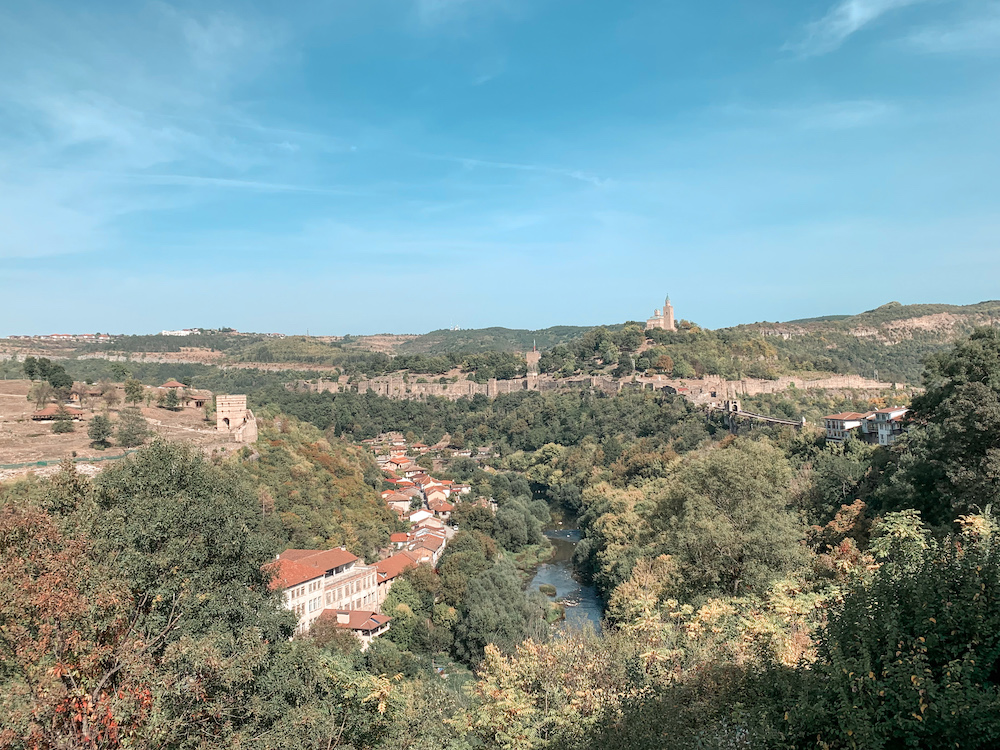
[663,295,675,331]
[645,294,677,331]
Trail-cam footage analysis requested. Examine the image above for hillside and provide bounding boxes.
[390,325,622,355]
[737,300,1000,383]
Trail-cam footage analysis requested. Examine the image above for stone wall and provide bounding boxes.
[285,372,901,404]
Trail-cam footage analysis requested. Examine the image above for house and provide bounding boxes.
[386,457,410,472]
[822,412,872,443]
[407,509,433,525]
[425,486,449,505]
[407,533,447,564]
[389,532,409,549]
[414,517,446,532]
[316,609,391,650]
[428,499,454,520]
[182,390,213,408]
[373,554,418,605]
[403,546,435,564]
[31,405,85,421]
[160,379,186,389]
[868,407,910,446]
[268,548,380,634]
[267,558,328,634]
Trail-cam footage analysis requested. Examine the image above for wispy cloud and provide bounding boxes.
[717,99,895,131]
[906,4,1000,54]
[788,0,933,56]
[415,153,610,186]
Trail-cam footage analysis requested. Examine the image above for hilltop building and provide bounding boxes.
[645,295,677,332]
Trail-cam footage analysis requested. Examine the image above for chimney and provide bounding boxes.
[337,610,350,625]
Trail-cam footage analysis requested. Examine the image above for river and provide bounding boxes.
[527,527,603,631]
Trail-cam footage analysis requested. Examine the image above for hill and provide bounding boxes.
[390,325,623,355]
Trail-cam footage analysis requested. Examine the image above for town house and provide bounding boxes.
[269,548,381,634]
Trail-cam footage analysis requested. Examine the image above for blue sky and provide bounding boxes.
[1,0,999,335]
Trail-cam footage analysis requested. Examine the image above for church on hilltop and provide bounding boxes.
[645,295,676,331]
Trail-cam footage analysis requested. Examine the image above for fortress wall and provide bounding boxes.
[287,372,902,404]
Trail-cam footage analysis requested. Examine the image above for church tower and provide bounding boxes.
[663,295,676,331]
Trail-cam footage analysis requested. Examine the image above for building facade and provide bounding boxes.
[645,295,677,332]
[270,548,381,635]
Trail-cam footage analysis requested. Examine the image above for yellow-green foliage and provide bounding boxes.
[245,413,400,559]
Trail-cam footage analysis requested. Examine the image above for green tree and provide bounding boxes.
[453,560,548,664]
[28,381,54,410]
[51,406,74,434]
[650,439,806,598]
[109,362,131,381]
[87,414,113,448]
[774,518,1000,749]
[162,388,180,410]
[875,327,1000,526]
[123,378,144,405]
[115,407,148,448]
[21,356,38,381]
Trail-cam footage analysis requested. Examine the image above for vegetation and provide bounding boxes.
[87,414,113,448]
[114,407,148,448]
[6,324,1000,748]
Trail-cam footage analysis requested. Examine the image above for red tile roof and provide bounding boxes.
[32,404,84,418]
[161,380,185,388]
[318,609,392,632]
[823,412,870,421]
[265,558,325,590]
[389,532,409,543]
[278,548,358,572]
[374,554,418,583]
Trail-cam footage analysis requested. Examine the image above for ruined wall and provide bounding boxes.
[285,371,901,404]
[216,394,258,443]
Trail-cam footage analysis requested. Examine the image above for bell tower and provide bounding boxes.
[663,295,676,331]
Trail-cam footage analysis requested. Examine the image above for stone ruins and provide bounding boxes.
[216,394,258,443]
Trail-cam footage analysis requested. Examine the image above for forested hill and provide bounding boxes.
[390,325,623,355]
[762,299,1000,334]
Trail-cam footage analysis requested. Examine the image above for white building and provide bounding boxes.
[869,407,910,446]
[268,548,381,635]
[822,412,872,443]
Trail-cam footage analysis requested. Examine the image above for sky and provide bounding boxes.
[1,0,999,336]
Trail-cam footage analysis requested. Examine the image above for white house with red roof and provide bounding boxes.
[267,547,381,635]
[869,407,910,445]
[316,609,391,650]
[822,412,873,443]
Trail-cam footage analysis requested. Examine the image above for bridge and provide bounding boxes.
[708,400,806,431]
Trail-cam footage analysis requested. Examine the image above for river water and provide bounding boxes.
[527,528,603,631]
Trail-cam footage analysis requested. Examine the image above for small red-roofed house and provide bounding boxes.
[428,498,454,520]
[425,486,448,504]
[31,405,85,421]
[317,609,391,649]
[408,509,433,525]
